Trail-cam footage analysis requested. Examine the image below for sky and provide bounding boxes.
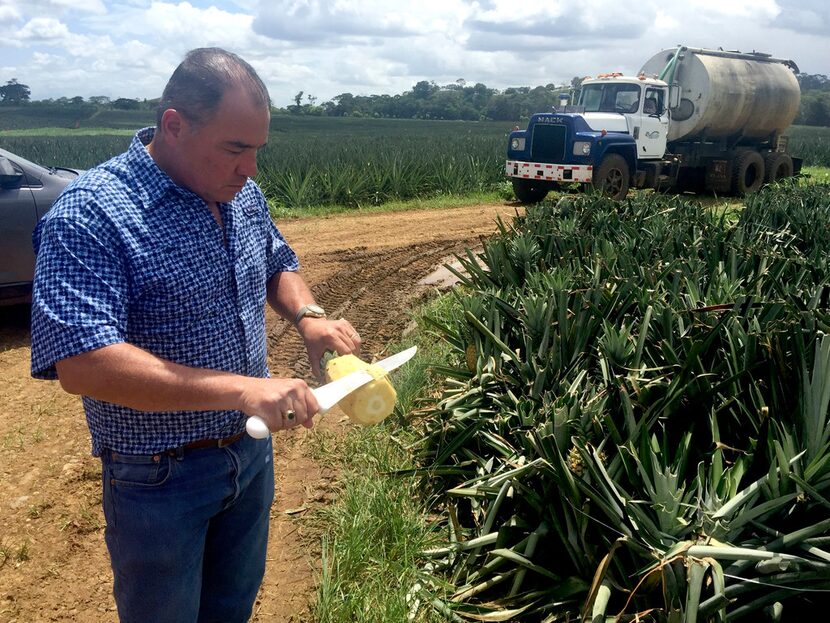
[1,0,828,107]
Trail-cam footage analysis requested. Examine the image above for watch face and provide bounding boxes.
[295,303,327,324]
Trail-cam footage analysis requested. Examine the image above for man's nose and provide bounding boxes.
[238,151,258,178]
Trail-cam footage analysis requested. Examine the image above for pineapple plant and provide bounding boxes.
[413,185,830,621]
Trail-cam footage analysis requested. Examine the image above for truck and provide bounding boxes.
[506,46,802,202]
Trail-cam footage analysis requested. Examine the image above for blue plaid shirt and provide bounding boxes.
[31,127,299,456]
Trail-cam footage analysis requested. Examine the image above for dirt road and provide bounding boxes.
[0,202,519,622]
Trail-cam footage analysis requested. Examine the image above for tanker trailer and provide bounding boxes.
[639,46,802,194]
[505,45,802,202]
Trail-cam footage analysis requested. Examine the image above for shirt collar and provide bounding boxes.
[128,127,205,207]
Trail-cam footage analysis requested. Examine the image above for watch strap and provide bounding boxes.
[294,304,326,325]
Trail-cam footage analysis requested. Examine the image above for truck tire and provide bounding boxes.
[764,152,794,183]
[593,154,630,200]
[731,150,764,195]
[512,178,549,204]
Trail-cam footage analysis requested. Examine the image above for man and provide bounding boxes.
[30,48,358,622]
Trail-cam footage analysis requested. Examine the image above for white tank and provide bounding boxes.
[639,47,801,143]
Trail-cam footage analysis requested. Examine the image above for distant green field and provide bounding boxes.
[0,106,154,131]
[789,124,830,167]
[0,127,136,137]
[0,114,513,208]
[1,105,828,209]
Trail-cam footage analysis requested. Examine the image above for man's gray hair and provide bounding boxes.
[156,48,270,128]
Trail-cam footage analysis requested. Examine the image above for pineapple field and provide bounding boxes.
[2,116,829,209]
[0,116,509,209]
[2,113,830,621]
[412,182,830,621]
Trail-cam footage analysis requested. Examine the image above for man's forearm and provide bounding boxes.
[266,269,361,378]
[266,270,317,324]
[55,342,247,413]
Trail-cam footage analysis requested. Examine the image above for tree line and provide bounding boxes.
[2,74,830,126]
[796,74,830,126]
[280,79,581,121]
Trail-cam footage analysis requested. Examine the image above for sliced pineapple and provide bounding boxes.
[325,354,397,425]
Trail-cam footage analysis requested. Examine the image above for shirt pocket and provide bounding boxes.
[235,224,269,303]
[128,246,226,337]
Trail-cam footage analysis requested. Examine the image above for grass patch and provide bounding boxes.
[0,541,31,567]
[15,541,30,563]
[310,295,460,623]
[313,431,441,623]
[802,164,830,183]
[268,190,506,221]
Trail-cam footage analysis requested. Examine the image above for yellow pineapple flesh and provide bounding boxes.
[325,354,398,425]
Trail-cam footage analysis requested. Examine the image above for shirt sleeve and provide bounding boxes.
[30,214,128,380]
[262,196,299,278]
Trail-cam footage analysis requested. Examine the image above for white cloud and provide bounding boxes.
[773,0,829,36]
[652,11,679,31]
[17,18,71,43]
[0,5,22,21]
[6,0,107,16]
[252,0,419,42]
[688,0,780,19]
[0,0,828,104]
[143,1,255,42]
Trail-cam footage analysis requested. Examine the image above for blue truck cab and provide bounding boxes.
[506,75,670,202]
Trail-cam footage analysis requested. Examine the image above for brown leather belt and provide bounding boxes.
[177,431,245,451]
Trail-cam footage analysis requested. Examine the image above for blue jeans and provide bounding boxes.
[100,434,274,623]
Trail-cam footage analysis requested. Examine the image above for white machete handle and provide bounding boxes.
[246,386,335,439]
[245,416,271,439]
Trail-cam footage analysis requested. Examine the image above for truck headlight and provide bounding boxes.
[510,137,525,151]
[573,141,591,156]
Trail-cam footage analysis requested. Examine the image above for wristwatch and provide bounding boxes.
[294,303,327,325]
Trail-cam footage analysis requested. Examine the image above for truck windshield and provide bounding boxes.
[579,83,642,114]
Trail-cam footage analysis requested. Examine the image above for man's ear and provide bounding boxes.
[158,108,185,141]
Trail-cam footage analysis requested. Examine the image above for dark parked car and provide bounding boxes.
[0,147,81,305]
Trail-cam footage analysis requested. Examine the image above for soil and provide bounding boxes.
[0,202,520,623]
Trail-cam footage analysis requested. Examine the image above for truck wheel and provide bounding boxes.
[764,153,794,183]
[593,154,630,200]
[512,178,549,204]
[731,151,764,195]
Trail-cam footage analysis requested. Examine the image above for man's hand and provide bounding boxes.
[55,342,320,431]
[236,376,319,431]
[297,317,362,378]
[265,271,362,377]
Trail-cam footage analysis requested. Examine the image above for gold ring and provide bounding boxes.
[350,332,359,340]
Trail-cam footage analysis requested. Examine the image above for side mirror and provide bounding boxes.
[0,157,24,189]
[668,85,681,109]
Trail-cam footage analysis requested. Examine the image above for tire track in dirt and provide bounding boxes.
[265,238,472,379]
